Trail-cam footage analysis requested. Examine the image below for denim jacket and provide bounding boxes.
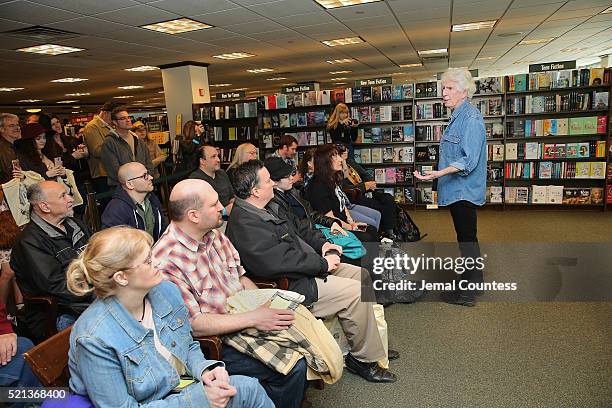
[437,99,487,206]
[69,281,222,407]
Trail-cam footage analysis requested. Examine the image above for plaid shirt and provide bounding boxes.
[153,222,245,319]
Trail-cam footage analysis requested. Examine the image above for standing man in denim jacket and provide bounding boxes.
[414,68,487,307]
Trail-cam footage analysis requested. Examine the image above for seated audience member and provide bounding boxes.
[304,145,379,242]
[336,143,397,239]
[153,179,308,408]
[66,227,273,408]
[101,162,166,241]
[272,134,298,170]
[189,145,235,215]
[10,181,93,341]
[101,106,153,187]
[131,121,167,178]
[226,143,258,181]
[293,148,315,192]
[14,123,66,180]
[0,302,41,403]
[226,160,397,383]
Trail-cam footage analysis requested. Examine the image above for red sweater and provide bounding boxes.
[0,303,14,335]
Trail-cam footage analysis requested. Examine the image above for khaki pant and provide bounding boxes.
[310,263,386,363]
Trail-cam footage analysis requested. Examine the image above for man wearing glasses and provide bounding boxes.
[101,162,167,241]
[0,113,21,184]
[101,106,153,187]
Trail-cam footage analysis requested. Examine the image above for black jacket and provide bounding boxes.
[11,213,94,341]
[225,199,329,306]
[328,123,358,146]
[101,187,166,241]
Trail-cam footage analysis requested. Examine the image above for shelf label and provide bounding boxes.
[281,83,317,93]
[216,91,245,99]
[529,61,576,72]
[355,77,392,87]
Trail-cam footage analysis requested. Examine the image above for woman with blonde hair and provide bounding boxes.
[226,143,258,181]
[132,121,167,177]
[327,103,358,155]
[66,226,273,408]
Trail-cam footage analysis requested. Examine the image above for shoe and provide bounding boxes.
[345,353,397,383]
[388,349,400,361]
[300,398,312,408]
[440,290,475,307]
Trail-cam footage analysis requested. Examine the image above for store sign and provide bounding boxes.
[529,60,576,72]
[355,77,392,87]
[147,121,161,132]
[216,91,246,99]
[282,83,316,93]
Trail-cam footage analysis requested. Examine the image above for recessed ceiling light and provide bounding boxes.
[326,58,355,64]
[141,18,212,34]
[72,106,80,108]
[247,68,274,73]
[232,88,249,91]
[519,38,554,45]
[51,78,88,83]
[399,63,422,68]
[114,95,134,99]
[452,20,496,32]
[330,70,352,74]
[322,37,364,47]
[213,52,255,60]
[390,72,404,76]
[333,82,347,85]
[125,65,159,72]
[560,47,587,53]
[601,6,612,13]
[158,91,165,94]
[17,44,84,56]
[266,77,287,81]
[282,83,297,86]
[476,56,497,61]
[57,100,78,103]
[26,109,42,113]
[118,85,144,90]
[418,48,447,56]
[18,99,42,102]
[65,92,90,96]
[209,83,232,87]
[70,111,82,114]
[314,0,382,9]
[330,77,347,81]
[0,87,24,92]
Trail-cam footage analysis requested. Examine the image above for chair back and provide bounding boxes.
[22,294,58,343]
[23,326,72,387]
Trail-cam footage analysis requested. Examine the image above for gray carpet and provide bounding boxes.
[306,209,612,408]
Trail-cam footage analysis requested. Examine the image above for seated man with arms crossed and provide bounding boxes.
[153,179,307,408]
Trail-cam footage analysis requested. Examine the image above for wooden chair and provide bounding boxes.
[23,326,72,387]
[344,187,362,203]
[22,294,58,343]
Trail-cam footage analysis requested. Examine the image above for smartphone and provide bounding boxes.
[54,157,63,167]
[357,224,367,231]
[11,159,21,172]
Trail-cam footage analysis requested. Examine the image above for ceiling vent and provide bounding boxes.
[3,26,81,42]
[421,55,448,62]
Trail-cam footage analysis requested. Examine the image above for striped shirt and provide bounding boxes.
[152,222,244,320]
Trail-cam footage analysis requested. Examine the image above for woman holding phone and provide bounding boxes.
[66,226,273,408]
[44,115,88,172]
[14,123,66,180]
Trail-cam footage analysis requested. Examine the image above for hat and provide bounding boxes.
[264,157,294,181]
[131,121,146,131]
[20,123,47,140]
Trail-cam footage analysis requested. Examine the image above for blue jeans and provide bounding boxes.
[56,313,77,332]
[0,336,42,408]
[349,204,381,230]
[227,375,275,408]
[222,345,307,408]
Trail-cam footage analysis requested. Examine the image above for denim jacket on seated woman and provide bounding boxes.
[68,281,223,407]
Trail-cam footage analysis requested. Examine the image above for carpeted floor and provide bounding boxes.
[306,209,612,408]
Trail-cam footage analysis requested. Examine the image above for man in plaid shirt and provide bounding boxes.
[153,179,307,408]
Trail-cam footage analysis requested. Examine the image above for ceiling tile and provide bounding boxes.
[224,19,285,35]
[30,0,140,15]
[147,0,237,15]
[175,27,238,42]
[246,0,322,18]
[388,0,451,13]
[0,0,81,25]
[327,1,392,20]
[192,7,262,27]
[274,11,335,27]
[0,17,30,31]
[47,17,130,35]
[94,4,180,26]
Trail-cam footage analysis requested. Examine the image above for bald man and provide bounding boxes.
[101,162,166,241]
[153,179,307,408]
[11,181,93,342]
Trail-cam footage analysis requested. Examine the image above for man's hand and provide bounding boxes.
[324,254,341,272]
[250,304,294,331]
[364,181,377,191]
[322,242,343,256]
[0,333,17,365]
[204,382,237,408]
[413,170,438,181]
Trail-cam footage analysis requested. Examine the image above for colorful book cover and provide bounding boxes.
[383,146,394,162]
[279,113,289,128]
[385,167,396,183]
[371,147,382,163]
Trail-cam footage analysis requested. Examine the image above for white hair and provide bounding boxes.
[441,68,477,99]
[0,113,18,128]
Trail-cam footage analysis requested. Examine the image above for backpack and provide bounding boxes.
[394,206,427,242]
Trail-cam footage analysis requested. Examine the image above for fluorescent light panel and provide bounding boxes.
[65,92,90,96]
[213,52,255,60]
[118,85,144,90]
[26,109,42,113]
[266,77,287,81]
[57,100,78,103]
[247,68,274,73]
[326,58,355,64]
[601,6,612,13]
[17,44,84,55]
[322,37,364,47]
[18,99,42,102]
[399,63,422,68]
[452,20,496,32]
[0,87,24,92]
[209,84,232,87]
[125,66,159,72]
[519,38,554,45]
[51,78,88,83]
[330,70,352,74]
[314,0,382,9]
[330,77,347,81]
[418,48,447,56]
[476,56,497,61]
[114,95,133,99]
[141,18,212,34]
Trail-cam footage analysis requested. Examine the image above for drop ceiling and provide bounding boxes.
[0,0,610,114]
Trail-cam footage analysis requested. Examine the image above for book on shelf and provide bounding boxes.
[382,85,392,101]
[279,113,289,128]
[276,94,287,109]
[382,147,394,163]
[490,144,504,161]
[487,186,503,203]
[607,185,612,204]
[505,143,518,160]
[332,88,345,104]
[374,168,385,183]
[372,86,382,102]
[475,77,504,94]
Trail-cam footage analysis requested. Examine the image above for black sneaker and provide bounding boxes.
[440,291,476,307]
[345,353,397,383]
[388,349,400,361]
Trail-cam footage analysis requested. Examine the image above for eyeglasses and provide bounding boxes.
[127,172,151,181]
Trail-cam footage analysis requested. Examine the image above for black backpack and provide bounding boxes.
[394,206,426,242]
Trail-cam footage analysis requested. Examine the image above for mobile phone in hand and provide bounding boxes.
[54,157,63,167]
[356,224,367,231]
[11,159,21,172]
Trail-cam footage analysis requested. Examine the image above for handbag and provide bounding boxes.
[314,224,366,259]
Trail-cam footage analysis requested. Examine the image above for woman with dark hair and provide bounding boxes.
[304,144,379,242]
[293,148,315,192]
[336,143,397,239]
[44,115,88,172]
[14,123,65,179]
[176,120,204,172]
